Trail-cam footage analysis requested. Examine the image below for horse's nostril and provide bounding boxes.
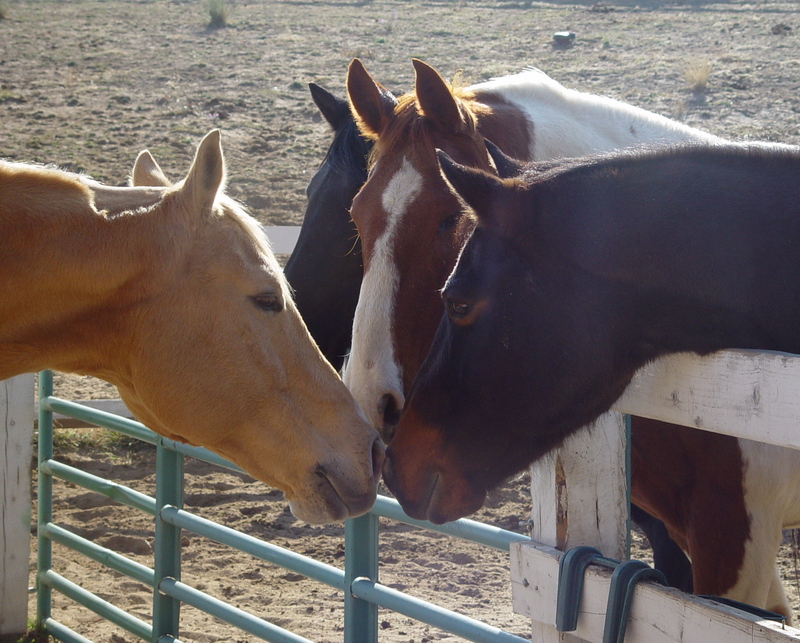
[382,449,396,488]
[371,437,386,483]
[377,393,402,442]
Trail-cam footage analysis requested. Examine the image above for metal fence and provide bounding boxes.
[35,370,531,643]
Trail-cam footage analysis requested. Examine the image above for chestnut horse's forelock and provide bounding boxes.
[366,85,482,171]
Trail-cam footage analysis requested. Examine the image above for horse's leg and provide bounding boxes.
[690,511,790,623]
[766,563,793,625]
[630,503,693,593]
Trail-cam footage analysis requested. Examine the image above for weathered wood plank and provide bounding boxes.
[511,541,800,643]
[262,225,301,255]
[615,349,800,450]
[0,374,35,636]
[528,411,629,642]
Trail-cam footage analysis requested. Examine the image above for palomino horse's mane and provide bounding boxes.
[215,192,275,257]
[0,162,95,222]
[367,80,488,169]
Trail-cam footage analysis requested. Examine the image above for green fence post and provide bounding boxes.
[152,442,184,642]
[37,370,54,627]
[343,513,379,643]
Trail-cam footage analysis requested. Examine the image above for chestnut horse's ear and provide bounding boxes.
[437,149,504,225]
[412,59,463,135]
[347,58,397,139]
[485,139,527,179]
[309,82,350,131]
[180,129,226,213]
[130,150,171,187]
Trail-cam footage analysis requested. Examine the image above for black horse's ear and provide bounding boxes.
[437,149,504,225]
[309,83,350,130]
[485,139,527,179]
[347,58,398,139]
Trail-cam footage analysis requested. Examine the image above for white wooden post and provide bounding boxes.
[0,374,35,637]
[525,411,629,643]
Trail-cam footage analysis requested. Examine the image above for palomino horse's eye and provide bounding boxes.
[251,293,283,313]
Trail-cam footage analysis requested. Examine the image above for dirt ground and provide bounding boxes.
[3,0,800,641]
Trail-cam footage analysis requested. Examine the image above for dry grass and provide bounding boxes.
[0,0,9,20]
[207,0,228,28]
[685,57,712,93]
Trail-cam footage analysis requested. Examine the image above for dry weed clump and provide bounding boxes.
[207,0,228,28]
[685,57,712,93]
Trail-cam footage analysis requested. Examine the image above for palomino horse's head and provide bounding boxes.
[283,83,374,372]
[343,59,501,440]
[4,131,383,524]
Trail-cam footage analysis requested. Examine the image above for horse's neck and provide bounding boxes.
[473,72,721,160]
[0,194,169,380]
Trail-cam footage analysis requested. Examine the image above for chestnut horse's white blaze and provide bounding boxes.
[345,59,722,439]
[1,130,383,524]
[343,158,422,428]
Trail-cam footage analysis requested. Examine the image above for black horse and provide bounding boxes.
[283,84,373,371]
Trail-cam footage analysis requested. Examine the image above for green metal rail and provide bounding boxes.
[36,370,530,643]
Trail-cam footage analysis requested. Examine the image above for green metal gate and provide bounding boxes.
[35,370,530,643]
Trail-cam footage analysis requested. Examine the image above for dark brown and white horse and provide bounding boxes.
[385,143,800,617]
[343,59,799,620]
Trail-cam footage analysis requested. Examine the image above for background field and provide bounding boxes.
[3,0,799,641]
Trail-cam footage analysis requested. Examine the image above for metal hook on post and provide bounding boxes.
[602,560,668,643]
[556,546,620,632]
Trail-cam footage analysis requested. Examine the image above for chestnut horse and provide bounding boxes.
[343,59,798,619]
[1,130,382,524]
[386,143,800,615]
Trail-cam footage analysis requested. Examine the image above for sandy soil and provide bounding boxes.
[3,0,800,640]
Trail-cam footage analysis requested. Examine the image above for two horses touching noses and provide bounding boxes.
[1,130,383,525]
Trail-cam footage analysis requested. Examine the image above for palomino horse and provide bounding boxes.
[283,83,373,371]
[386,144,800,615]
[1,130,383,524]
[342,59,798,619]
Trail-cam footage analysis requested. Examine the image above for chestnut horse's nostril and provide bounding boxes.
[377,393,402,442]
[371,437,386,483]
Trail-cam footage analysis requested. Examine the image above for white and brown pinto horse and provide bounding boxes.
[0,130,383,524]
[343,59,799,620]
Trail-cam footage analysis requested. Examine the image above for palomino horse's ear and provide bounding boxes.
[309,83,350,131]
[180,130,226,213]
[347,58,397,139]
[485,139,527,179]
[130,150,171,187]
[412,59,464,136]
[437,149,505,226]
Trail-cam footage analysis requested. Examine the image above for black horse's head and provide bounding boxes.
[284,83,375,371]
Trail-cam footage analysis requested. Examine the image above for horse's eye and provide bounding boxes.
[252,293,283,313]
[438,213,460,232]
[445,297,473,324]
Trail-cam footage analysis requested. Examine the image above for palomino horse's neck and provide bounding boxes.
[0,167,173,381]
